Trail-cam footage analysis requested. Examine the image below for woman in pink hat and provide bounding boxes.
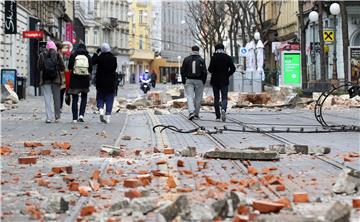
[37,40,65,123]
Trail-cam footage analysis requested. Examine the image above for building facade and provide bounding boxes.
[303,1,360,84]
[161,1,194,61]
[84,0,130,73]
[128,0,154,83]
[1,1,72,95]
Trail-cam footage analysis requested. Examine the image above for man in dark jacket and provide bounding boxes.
[181,46,207,120]
[208,43,236,121]
[68,43,92,123]
[93,43,117,123]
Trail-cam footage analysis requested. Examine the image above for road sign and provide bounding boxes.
[323,30,335,42]
[22,31,44,39]
[239,47,248,57]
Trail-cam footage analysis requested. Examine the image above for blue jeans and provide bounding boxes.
[97,91,115,115]
[212,85,228,118]
[72,93,87,120]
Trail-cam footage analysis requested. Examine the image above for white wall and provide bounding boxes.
[0,2,29,77]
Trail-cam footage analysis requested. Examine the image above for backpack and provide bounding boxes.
[73,55,89,75]
[42,52,58,80]
[187,56,205,78]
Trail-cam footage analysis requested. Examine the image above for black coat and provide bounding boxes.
[180,52,207,84]
[208,52,236,87]
[93,52,117,93]
[68,45,92,94]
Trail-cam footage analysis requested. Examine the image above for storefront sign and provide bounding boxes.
[1,69,17,91]
[5,0,17,34]
[22,31,44,39]
[349,46,360,83]
[281,51,301,86]
[65,23,73,42]
[323,30,335,42]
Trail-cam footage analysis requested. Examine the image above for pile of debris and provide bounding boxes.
[306,93,360,110]
[1,84,19,111]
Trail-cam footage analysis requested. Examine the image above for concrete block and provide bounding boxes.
[204,149,279,160]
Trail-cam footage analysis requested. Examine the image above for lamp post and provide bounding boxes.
[177,56,182,83]
[309,11,319,81]
[330,3,340,81]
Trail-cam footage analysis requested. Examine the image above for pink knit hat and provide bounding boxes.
[46,40,57,50]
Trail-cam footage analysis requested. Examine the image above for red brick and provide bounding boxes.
[39,150,51,155]
[52,142,71,150]
[18,156,38,164]
[232,215,249,222]
[137,174,152,186]
[166,175,177,189]
[0,146,12,156]
[197,161,207,169]
[252,200,284,213]
[352,198,360,209]
[80,205,95,216]
[24,141,44,147]
[247,166,257,176]
[293,192,309,203]
[51,167,63,174]
[78,186,91,196]
[124,189,142,199]
[177,160,185,167]
[156,159,167,165]
[91,169,101,180]
[276,185,286,191]
[163,148,175,155]
[177,187,192,193]
[124,178,141,188]
[68,182,79,191]
[274,198,291,208]
[237,205,249,215]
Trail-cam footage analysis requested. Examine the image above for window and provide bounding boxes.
[139,10,144,24]
[94,30,98,45]
[85,30,88,45]
[139,35,143,49]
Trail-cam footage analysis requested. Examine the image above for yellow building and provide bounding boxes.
[128,0,154,83]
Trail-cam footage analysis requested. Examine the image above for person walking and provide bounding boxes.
[151,70,157,88]
[55,42,67,112]
[208,43,236,122]
[181,45,207,120]
[37,40,65,123]
[67,43,92,123]
[93,43,117,123]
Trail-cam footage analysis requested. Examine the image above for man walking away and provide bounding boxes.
[37,40,65,123]
[93,43,117,123]
[181,46,207,120]
[68,43,92,123]
[208,43,236,122]
[151,70,157,88]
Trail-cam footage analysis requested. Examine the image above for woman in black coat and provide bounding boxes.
[68,43,92,122]
[93,43,117,123]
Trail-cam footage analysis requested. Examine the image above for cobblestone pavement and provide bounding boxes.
[1,84,360,221]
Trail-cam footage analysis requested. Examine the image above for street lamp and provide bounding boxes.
[309,11,319,81]
[254,32,260,41]
[177,56,182,83]
[330,3,340,81]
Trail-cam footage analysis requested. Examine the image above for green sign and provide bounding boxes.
[283,53,301,85]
